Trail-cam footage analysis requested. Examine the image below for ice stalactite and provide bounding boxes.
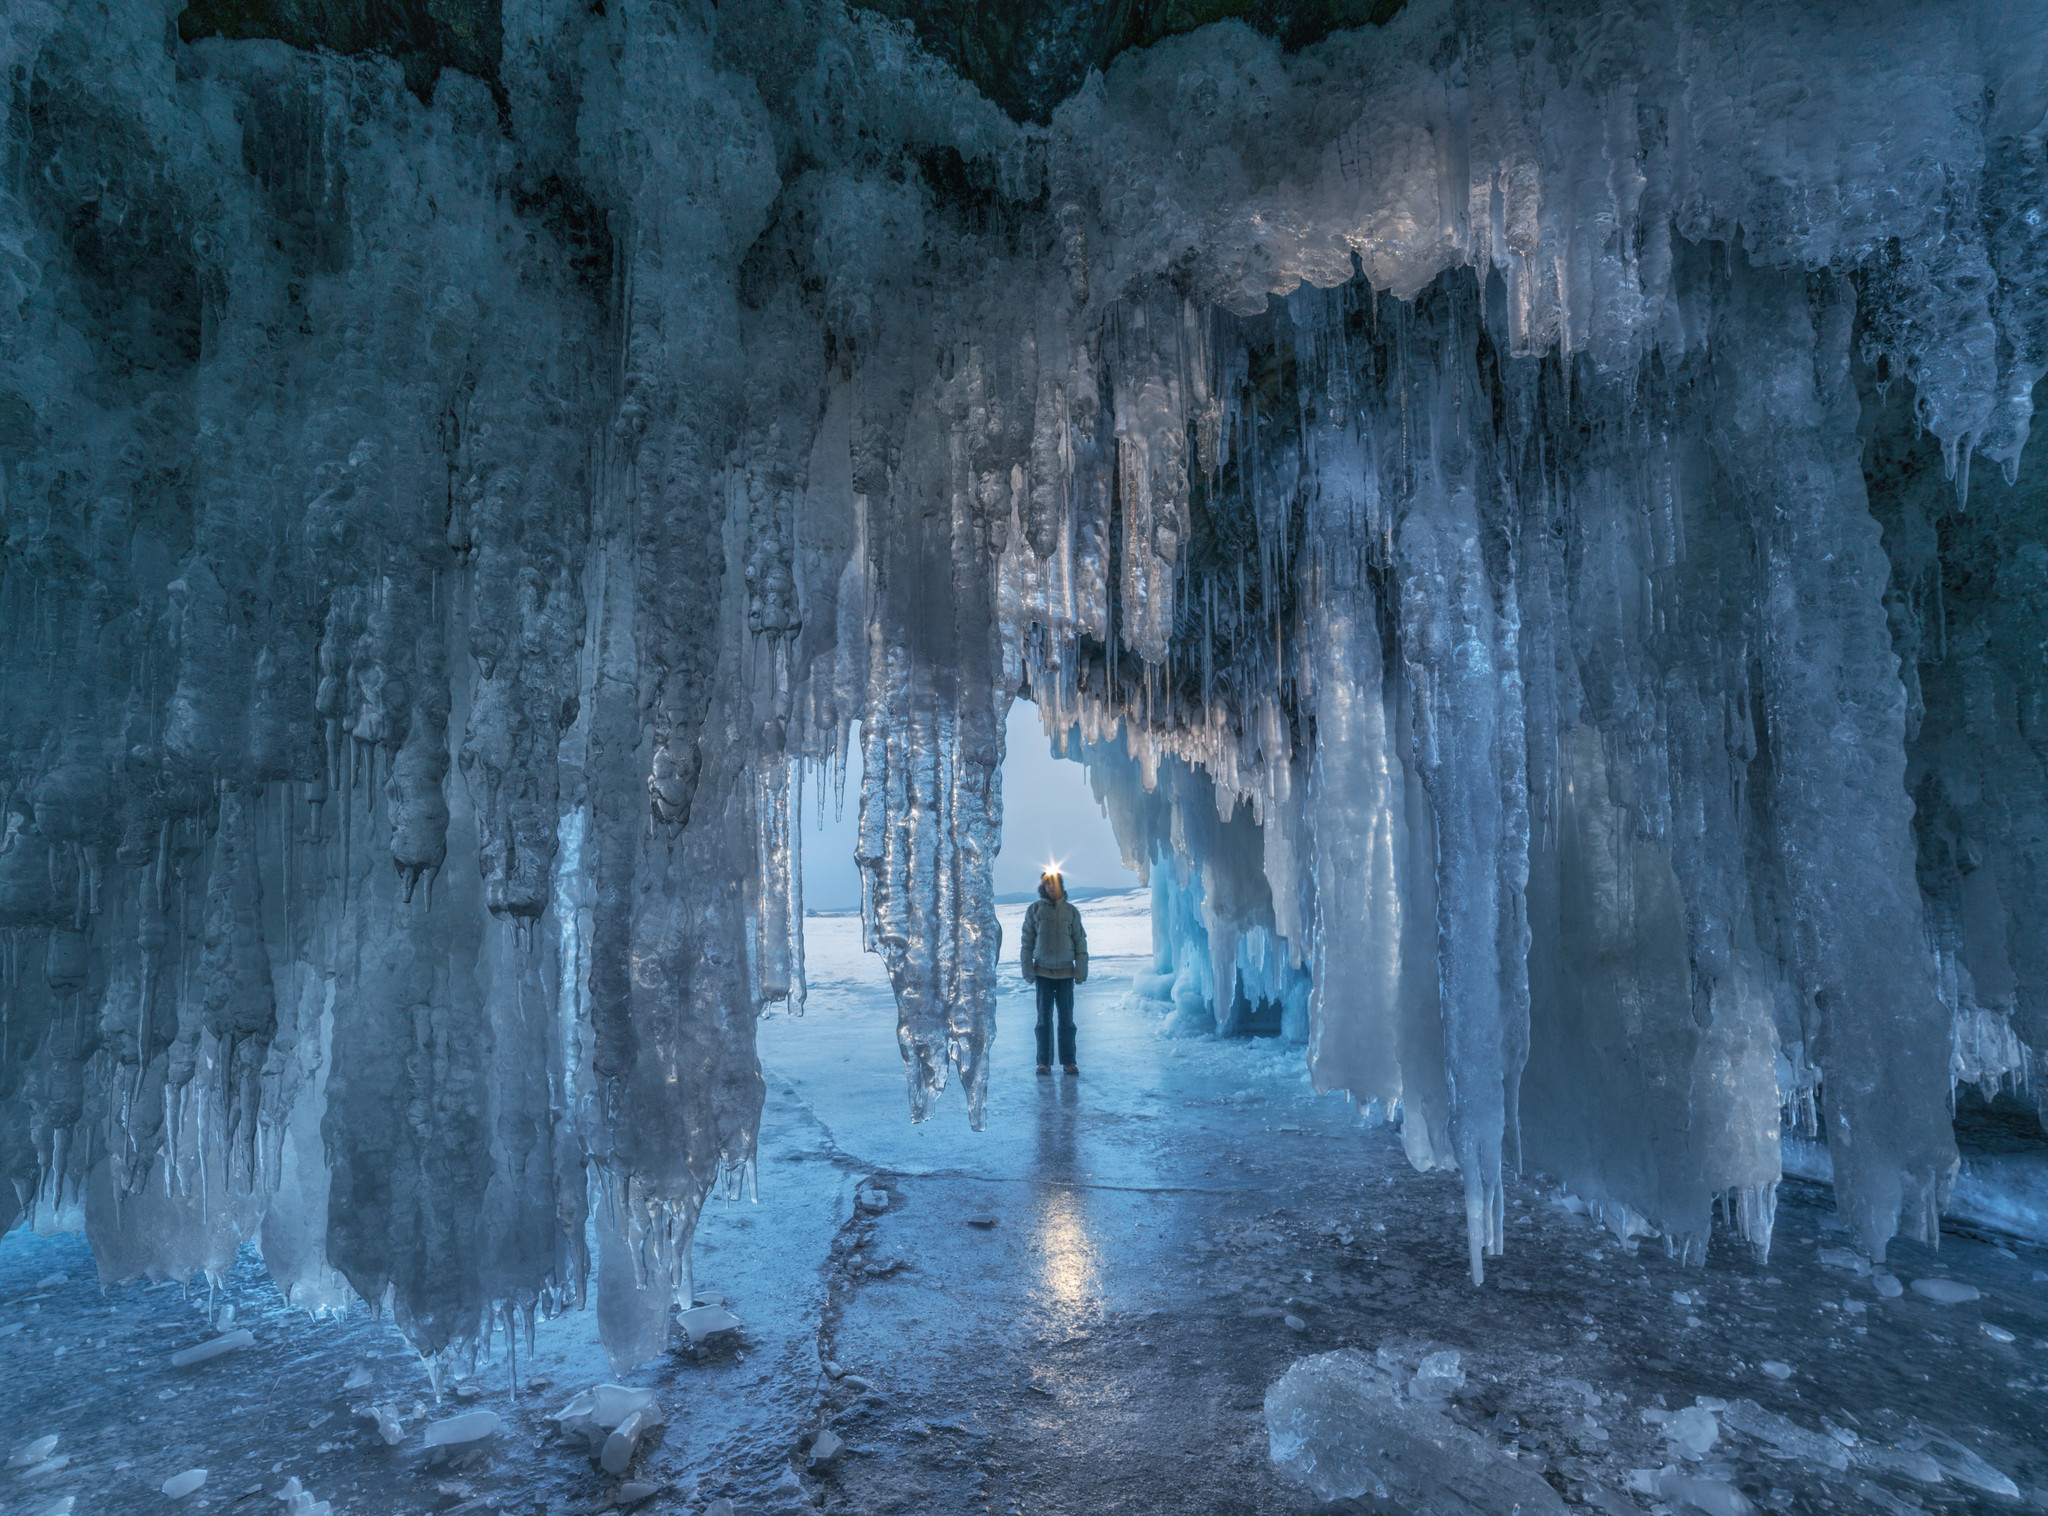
[1710,266,1956,1260]
[5,0,2048,1364]
[855,333,1011,1131]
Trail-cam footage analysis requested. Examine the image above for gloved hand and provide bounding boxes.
[1074,963,1088,984]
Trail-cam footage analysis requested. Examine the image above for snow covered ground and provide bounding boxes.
[3,891,2047,1513]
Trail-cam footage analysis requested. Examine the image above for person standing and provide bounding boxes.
[1021,870,1089,1076]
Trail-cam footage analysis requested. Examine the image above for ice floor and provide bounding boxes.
[3,888,2047,1515]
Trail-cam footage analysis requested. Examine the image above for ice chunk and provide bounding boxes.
[602,1408,656,1475]
[1921,1434,2020,1496]
[1662,1405,1721,1459]
[7,1435,57,1469]
[1909,1278,1980,1304]
[619,1484,661,1506]
[553,1384,658,1431]
[1759,1361,1794,1381]
[856,1186,890,1213]
[1854,1443,1945,1485]
[1719,1401,1849,1470]
[33,1274,65,1289]
[1816,1248,1869,1275]
[809,1428,844,1466]
[1408,1350,1465,1402]
[170,1330,254,1367]
[1265,1350,1566,1510]
[1651,1472,1754,1516]
[1873,1274,1904,1298]
[275,1477,333,1516]
[677,1305,742,1345]
[422,1411,499,1448]
[342,1364,372,1391]
[367,1405,405,1445]
[162,1469,208,1499]
[1981,1322,2015,1343]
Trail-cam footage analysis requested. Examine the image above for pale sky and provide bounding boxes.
[801,703,1135,911]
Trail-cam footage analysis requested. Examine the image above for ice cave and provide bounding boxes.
[3,0,2048,1509]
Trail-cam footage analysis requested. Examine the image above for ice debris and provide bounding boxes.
[7,1435,57,1469]
[365,1404,405,1445]
[162,1469,207,1499]
[618,1484,661,1506]
[555,1384,658,1434]
[1759,1361,1794,1381]
[170,1330,254,1368]
[1920,1433,2020,1497]
[422,1411,500,1448]
[677,1305,742,1346]
[1643,1404,1721,1460]
[1719,1401,1848,1471]
[1408,1350,1466,1403]
[1910,1278,1980,1304]
[602,1407,658,1476]
[1629,1469,1754,1516]
[275,1477,332,1515]
[808,1428,844,1466]
[1873,1274,1905,1299]
[1266,1350,1565,1511]
[856,1187,890,1214]
[556,1383,664,1470]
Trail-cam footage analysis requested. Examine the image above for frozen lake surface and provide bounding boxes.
[3,889,2047,1513]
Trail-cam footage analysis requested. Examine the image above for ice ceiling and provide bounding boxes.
[2,0,2046,1372]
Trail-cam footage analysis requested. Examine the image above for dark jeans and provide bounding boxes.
[1034,976,1076,1067]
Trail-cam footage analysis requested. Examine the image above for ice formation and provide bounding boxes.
[3,0,2047,1370]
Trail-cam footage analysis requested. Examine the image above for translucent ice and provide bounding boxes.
[275,1477,333,1516]
[7,1437,56,1470]
[1910,1279,1980,1304]
[170,1330,254,1368]
[162,1469,207,1499]
[367,1405,404,1447]
[676,1306,742,1346]
[602,1408,657,1475]
[1265,1350,1566,1510]
[422,1412,499,1448]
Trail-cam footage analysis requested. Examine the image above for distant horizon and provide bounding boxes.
[800,703,1136,912]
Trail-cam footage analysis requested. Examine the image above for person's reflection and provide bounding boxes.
[1030,1076,1097,1329]
[1034,1062,1081,1181]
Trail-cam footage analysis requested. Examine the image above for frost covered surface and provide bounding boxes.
[3,0,2048,1370]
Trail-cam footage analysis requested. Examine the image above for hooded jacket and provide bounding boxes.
[1020,882,1088,982]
